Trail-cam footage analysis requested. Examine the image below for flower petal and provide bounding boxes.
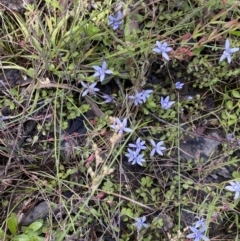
[90,82,97,88]
[150,148,155,157]
[102,61,107,70]
[81,81,88,88]
[100,73,105,82]
[229,47,239,53]
[92,65,101,71]
[123,127,133,133]
[162,52,170,61]
[93,72,100,77]
[152,47,162,53]
[156,41,162,48]
[227,55,232,64]
[150,139,156,146]
[105,70,113,74]
[93,87,100,92]
[225,185,236,192]
[234,191,240,200]
[219,53,226,62]
[82,89,88,97]
[225,39,230,50]
[165,47,172,52]
[117,11,122,19]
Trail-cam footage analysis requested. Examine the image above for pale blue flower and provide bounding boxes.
[125,148,139,163]
[131,153,145,166]
[160,96,175,110]
[129,90,153,106]
[133,216,148,231]
[194,216,206,229]
[129,93,143,106]
[152,41,172,61]
[141,90,153,102]
[219,39,239,64]
[150,139,166,156]
[129,137,146,152]
[108,11,123,30]
[81,81,99,97]
[102,94,113,103]
[186,226,209,241]
[110,118,132,135]
[175,81,184,90]
[225,181,240,200]
[93,61,113,82]
[125,148,145,166]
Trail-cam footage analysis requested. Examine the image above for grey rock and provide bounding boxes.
[180,132,221,163]
[159,213,173,231]
[0,69,32,91]
[0,0,34,12]
[20,201,58,226]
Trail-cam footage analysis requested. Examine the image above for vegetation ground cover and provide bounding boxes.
[0,0,240,240]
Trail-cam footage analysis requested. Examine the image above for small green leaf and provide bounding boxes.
[7,213,18,235]
[12,234,29,241]
[10,88,18,96]
[226,100,233,109]
[121,207,133,218]
[28,221,43,232]
[26,68,34,78]
[229,30,240,37]
[141,176,153,187]
[147,100,157,108]
[232,90,240,98]
[228,119,237,126]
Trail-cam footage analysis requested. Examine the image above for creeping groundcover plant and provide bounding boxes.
[1,1,240,241]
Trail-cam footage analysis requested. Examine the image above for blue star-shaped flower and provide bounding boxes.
[129,90,153,106]
[81,81,99,97]
[108,11,123,30]
[194,216,206,229]
[160,96,175,110]
[129,137,146,152]
[186,226,209,241]
[133,216,148,231]
[129,92,143,106]
[102,94,114,103]
[150,139,166,156]
[219,39,239,64]
[93,61,113,82]
[110,118,132,135]
[175,81,184,90]
[140,90,153,102]
[152,41,172,61]
[131,153,145,166]
[125,148,139,163]
[225,181,240,200]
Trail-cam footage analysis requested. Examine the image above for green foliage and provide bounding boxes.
[7,213,18,236]
[1,0,240,240]
[3,217,44,241]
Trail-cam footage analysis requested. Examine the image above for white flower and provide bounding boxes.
[81,81,99,97]
[160,96,175,110]
[93,61,113,82]
[219,39,239,64]
[225,181,240,200]
[150,139,166,156]
[110,118,132,135]
[152,41,172,61]
[175,81,184,90]
[133,216,148,231]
